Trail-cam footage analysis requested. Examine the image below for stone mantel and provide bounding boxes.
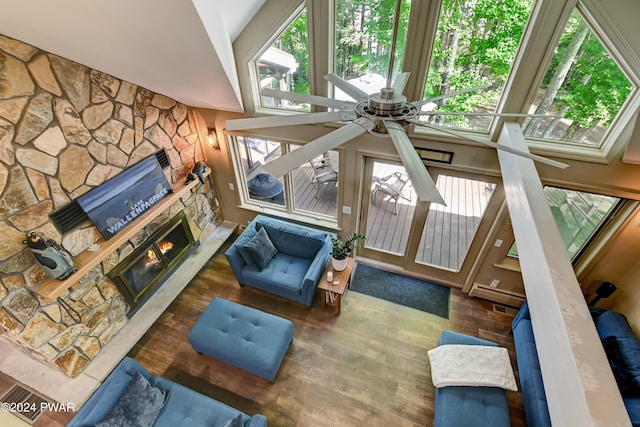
[32,173,207,303]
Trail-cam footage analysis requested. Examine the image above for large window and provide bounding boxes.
[231,136,339,220]
[508,186,622,261]
[255,7,310,111]
[334,0,412,98]
[247,1,638,161]
[522,10,633,147]
[422,0,534,132]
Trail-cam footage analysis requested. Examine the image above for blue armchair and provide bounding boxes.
[225,215,331,307]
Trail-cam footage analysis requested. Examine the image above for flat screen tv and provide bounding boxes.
[77,154,172,240]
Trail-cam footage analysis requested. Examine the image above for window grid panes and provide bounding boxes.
[508,186,621,261]
[233,137,338,219]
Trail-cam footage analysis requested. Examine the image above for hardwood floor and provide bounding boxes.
[16,243,526,426]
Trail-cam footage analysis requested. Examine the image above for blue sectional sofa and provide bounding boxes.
[512,302,640,427]
[591,306,640,426]
[225,215,331,308]
[68,357,267,427]
[511,302,552,427]
[433,330,511,427]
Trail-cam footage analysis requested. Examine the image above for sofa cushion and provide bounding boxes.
[222,413,244,427]
[434,386,511,427]
[243,253,313,294]
[97,371,168,427]
[243,227,278,270]
[256,221,325,258]
[602,336,639,395]
[233,229,257,266]
[595,310,640,388]
[513,319,552,427]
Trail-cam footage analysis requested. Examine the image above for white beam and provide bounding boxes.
[497,122,631,427]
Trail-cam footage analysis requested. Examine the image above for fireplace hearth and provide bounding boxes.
[109,211,196,313]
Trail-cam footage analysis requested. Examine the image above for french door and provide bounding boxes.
[357,157,503,285]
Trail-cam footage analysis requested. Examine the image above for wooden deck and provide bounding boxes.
[417,175,495,271]
[291,163,337,217]
[363,164,495,270]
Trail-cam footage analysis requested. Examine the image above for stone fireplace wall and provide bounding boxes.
[0,34,222,377]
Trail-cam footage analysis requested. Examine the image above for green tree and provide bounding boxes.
[524,11,632,143]
[278,10,310,95]
[335,0,410,81]
[424,0,532,128]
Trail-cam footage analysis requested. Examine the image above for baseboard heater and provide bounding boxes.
[469,283,526,308]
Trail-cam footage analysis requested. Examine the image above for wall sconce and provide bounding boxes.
[207,128,219,150]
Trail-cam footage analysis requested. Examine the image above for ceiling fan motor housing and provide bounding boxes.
[356,87,417,134]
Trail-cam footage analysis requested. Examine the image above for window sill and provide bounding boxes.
[494,258,522,273]
[238,202,340,231]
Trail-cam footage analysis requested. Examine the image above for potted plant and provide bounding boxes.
[330,233,365,271]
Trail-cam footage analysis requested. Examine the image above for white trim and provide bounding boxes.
[498,121,630,427]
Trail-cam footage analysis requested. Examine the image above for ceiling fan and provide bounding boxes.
[225,2,569,205]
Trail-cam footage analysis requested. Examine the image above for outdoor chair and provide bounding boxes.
[371,171,411,214]
[309,155,338,198]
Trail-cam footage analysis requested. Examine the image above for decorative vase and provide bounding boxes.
[331,256,348,271]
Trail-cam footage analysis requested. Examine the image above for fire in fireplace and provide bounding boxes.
[109,211,196,312]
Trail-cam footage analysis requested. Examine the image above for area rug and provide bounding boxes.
[350,263,450,319]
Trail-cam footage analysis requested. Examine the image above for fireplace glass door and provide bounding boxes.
[123,248,166,297]
[109,211,196,310]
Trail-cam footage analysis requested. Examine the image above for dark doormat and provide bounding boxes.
[350,263,450,319]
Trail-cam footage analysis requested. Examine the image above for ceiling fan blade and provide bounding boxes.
[391,72,411,94]
[261,89,357,110]
[384,121,446,205]
[409,119,569,169]
[411,84,492,108]
[324,73,369,102]
[226,111,343,131]
[262,117,375,178]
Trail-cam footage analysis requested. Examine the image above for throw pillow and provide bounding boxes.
[221,413,244,427]
[243,227,278,270]
[601,336,639,395]
[96,371,168,427]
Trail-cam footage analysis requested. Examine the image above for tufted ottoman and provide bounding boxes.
[187,297,294,382]
[433,330,511,427]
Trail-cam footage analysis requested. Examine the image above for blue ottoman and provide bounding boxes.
[433,330,511,427]
[188,297,294,382]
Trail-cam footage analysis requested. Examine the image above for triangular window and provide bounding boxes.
[522,10,634,148]
[255,7,310,111]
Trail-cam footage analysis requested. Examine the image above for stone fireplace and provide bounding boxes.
[0,33,223,379]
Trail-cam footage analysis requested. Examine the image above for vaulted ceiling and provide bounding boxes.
[0,0,265,112]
